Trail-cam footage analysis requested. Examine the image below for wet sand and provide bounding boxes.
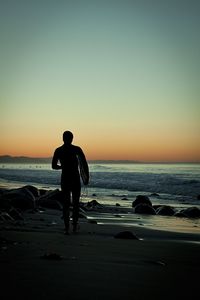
[1,207,200,300]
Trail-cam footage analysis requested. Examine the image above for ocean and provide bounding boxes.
[0,162,199,207]
[0,162,200,233]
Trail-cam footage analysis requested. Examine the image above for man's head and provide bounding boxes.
[63,131,73,145]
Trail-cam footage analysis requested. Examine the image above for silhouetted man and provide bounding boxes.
[52,131,89,234]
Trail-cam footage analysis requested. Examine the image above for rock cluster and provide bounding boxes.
[132,194,200,218]
[0,185,63,222]
[1,186,200,224]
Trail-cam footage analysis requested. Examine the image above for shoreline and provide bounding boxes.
[0,184,200,235]
[1,182,200,299]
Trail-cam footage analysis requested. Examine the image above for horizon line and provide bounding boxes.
[0,155,199,164]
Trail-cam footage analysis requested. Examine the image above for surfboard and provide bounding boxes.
[77,154,89,185]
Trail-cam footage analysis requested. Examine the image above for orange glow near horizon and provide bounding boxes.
[1,130,200,162]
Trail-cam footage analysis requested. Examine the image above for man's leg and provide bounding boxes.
[72,187,81,232]
[62,190,71,234]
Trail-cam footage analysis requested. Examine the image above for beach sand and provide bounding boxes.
[1,207,200,300]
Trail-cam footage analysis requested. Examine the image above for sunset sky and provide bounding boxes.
[1,0,200,162]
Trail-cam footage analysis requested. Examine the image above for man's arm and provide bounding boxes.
[52,149,62,170]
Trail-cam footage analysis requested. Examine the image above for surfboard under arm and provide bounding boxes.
[77,153,89,185]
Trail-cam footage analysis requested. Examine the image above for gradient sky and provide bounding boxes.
[1,0,200,161]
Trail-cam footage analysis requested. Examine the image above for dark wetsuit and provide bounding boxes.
[52,144,88,230]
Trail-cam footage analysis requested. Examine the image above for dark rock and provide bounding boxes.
[86,200,102,208]
[23,185,39,197]
[116,203,120,206]
[174,211,187,218]
[180,207,200,218]
[150,193,160,197]
[156,205,175,216]
[37,189,64,208]
[134,203,156,215]
[121,197,128,200]
[114,231,139,240]
[132,195,152,208]
[0,187,35,210]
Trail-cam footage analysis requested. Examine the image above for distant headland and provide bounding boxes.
[0,155,51,164]
[0,155,199,164]
[0,155,139,164]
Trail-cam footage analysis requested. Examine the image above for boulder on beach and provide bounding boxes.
[23,185,39,198]
[180,207,200,218]
[114,231,139,240]
[156,205,175,216]
[0,187,35,210]
[134,203,156,215]
[86,200,103,209]
[36,189,63,210]
[132,195,152,208]
[174,211,187,218]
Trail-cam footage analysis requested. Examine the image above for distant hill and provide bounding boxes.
[0,155,197,164]
[0,155,51,164]
[0,155,140,164]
